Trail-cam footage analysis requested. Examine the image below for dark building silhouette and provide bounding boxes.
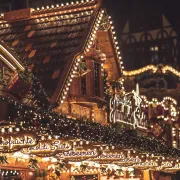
[119,3,180,150]
[120,13,178,71]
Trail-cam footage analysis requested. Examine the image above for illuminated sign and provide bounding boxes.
[115,156,142,164]
[109,89,148,129]
[0,133,37,152]
[91,153,141,165]
[161,162,173,168]
[59,150,99,159]
[134,161,158,168]
[94,152,125,160]
[23,140,72,157]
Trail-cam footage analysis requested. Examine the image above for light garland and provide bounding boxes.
[141,95,179,119]
[0,169,20,177]
[162,65,180,77]
[1,94,180,159]
[32,5,95,20]
[56,3,102,104]
[107,15,123,72]
[123,65,158,76]
[1,150,180,173]
[32,0,95,14]
[0,0,124,106]
[141,96,178,107]
[1,0,180,173]
[122,64,180,78]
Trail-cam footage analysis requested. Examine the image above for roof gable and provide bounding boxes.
[0,0,123,104]
[54,8,123,104]
[0,0,101,101]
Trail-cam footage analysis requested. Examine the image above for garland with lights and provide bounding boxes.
[1,95,180,159]
[30,73,51,110]
[8,68,51,111]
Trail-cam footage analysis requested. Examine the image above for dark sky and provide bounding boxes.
[102,0,180,32]
[0,0,180,33]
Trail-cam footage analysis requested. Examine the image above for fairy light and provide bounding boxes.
[59,7,107,104]
[162,65,180,77]
[106,15,124,73]
[123,65,158,76]
[123,64,180,78]
[2,2,180,170]
[141,95,179,148]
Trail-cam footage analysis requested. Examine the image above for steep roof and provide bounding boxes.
[0,0,122,104]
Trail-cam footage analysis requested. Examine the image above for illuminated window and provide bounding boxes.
[150,46,159,64]
[150,46,159,52]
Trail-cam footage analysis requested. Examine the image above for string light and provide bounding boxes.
[123,65,158,76]
[123,64,180,78]
[1,0,180,173]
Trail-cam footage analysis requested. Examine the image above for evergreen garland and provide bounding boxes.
[1,86,180,159]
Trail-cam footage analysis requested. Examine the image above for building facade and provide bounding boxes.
[120,9,180,150]
[0,0,179,180]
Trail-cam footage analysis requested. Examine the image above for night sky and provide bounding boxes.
[0,0,180,34]
[102,0,180,34]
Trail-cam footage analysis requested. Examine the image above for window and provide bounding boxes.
[150,46,159,64]
[81,60,87,95]
[94,62,100,96]
[81,74,86,95]
[160,43,172,64]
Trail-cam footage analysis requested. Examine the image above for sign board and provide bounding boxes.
[161,162,173,168]
[109,89,148,129]
[4,8,31,21]
[114,156,142,165]
[0,133,37,152]
[91,154,141,165]
[134,161,158,168]
[23,140,72,157]
[93,152,126,161]
[58,149,99,160]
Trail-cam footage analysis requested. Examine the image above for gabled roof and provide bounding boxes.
[0,0,122,104]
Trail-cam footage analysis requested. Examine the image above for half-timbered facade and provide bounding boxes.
[120,4,180,166]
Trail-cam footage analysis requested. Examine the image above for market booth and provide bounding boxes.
[0,0,179,180]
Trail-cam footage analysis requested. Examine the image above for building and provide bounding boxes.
[0,0,179,179]
[119,3,180,179]
[120,3,180,149]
